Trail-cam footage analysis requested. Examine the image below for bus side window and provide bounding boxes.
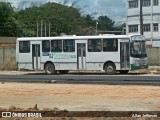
[42,40,50,52]
[51,40,62,52]
[103,39,118,52]
[88,39,102,52]
[63,40,75,52]
[19,41,30,53]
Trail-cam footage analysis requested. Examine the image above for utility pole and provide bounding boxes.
[151,0,153,44]
[45,22,47,37]
[38,20,51,37]
[41,19,43,37]
[37,22,39,37]
[140,0,143,35]
[95,21,98,35]
[49,22,50,37]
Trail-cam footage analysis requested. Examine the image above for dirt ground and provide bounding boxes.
[0,82,160,111]
[1,69,160,119]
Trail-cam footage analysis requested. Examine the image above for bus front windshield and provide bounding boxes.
[130,41,147,58]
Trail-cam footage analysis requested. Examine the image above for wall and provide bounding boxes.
[146,47,160,66]
[0,46,16,70]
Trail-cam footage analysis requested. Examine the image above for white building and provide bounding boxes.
[126,0,160,47]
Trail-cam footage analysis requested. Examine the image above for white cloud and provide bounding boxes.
[88,0,126,21]
[5,0,20,6]
[90,0,99,6]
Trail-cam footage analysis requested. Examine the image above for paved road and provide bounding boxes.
[0,72,160,86]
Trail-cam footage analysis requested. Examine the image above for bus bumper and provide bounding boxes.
[131,64,148,70]
[16,62,19,70]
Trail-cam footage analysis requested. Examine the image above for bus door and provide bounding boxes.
[77,43,86,70]
[32,43,40,70]
[120,42,130,69]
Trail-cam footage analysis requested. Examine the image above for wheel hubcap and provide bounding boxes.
[47,66,52,73]
[107,66,113,73]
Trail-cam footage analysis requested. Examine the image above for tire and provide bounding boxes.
[105,63,116,75]
[44,63,56,75]
[59,70,69,74]
[119,70,129,74]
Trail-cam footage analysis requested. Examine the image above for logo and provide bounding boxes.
[2,112,11,117]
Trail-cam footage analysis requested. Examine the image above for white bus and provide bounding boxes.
[16,35,148,74]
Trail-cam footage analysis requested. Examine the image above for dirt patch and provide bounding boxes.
[0,83,160,111]
[0,83,160,119]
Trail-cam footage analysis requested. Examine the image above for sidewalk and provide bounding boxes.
[0,70,44,75]
[0,68,160,75]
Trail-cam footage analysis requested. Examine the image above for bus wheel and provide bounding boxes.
[59,70,69,74]
[119,70,129,74]
[45,63,56,75]
[105,63,116,75]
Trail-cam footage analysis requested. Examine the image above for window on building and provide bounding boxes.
[129,0,138,8]
[103,39,118,52]
[88,39,102,52]
[142,0,151,7]
[51,40,62,52]
[129,25,138,33]
[153,0,158,6]
[143,24,150,32]
[153,23,158,31]
[42,40,50,52]
[19,41,30,53]
[63,40,75,52]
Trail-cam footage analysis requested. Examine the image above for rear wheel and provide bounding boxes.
[59,70,69,74]
[44,63,56,75]
[105,63,116,75]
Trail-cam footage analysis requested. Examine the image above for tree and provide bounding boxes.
[0,2,21,36]
[84,14,96,27]
[0,1,119,37]
[98,15,115,31]
[16,2,84,36]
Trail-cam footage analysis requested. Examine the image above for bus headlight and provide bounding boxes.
[134,60,140,66]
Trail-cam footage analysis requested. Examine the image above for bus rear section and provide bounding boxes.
[16,40,41,71]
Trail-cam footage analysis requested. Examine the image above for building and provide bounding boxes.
[126,0,160,47]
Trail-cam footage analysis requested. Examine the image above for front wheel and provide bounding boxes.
[105,63,116,75]
[44,63,56,75]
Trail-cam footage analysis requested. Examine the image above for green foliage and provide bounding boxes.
[0,1,122,37]
[16,2,84,36]
[98,16,115,31]
[0,2,21,36]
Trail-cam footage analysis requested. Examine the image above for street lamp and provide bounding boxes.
[95,21,98,35]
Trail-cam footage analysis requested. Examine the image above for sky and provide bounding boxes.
[4,0,126,23]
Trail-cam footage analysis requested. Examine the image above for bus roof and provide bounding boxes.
[16,35,143,41]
